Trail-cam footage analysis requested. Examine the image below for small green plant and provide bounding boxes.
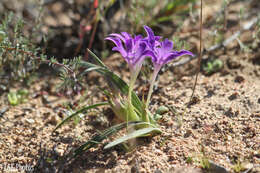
[8,89,29,106]
[0,12,84,95]
[202,58,223,75]
[172,36,190,50]
[186,156,194,164]
[53,26,194,157]
[0,12,45,86]
[199,155,210,169]
[193,146,212,170]
[232,158,251,173]
[232,160,243,173]
[153,105,169,120]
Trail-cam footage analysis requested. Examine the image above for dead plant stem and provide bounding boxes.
[189,0,203,105]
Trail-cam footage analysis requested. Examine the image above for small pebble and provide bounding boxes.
[18,148,23,153]
[0,107,8,117]
[26,118,35,124]
[234,75,245,83]
[227,135,232,141]
[46,115,58,125]
[227,59,241,69]
[228,93,238,100]
[55,148,65,156]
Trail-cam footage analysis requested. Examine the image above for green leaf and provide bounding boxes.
[7,89,29,106]
[17,89,29,96]
[73,121,142,157]
[81,66,104,75]
[80,51,145,117]
[155,105,169,115]
[0,31,6,43]
[8,92,18,106]
[87,49,106,68]
[53,102,109,132]
[104,127,161,149]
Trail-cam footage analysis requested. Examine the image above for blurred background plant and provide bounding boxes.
[0,11,85,98]
[252,15,260,50]
[0,0,198,92]
[4,0,197,56]
[0,11,83,96]
[126,0,196,33]
[0,12,45,88]
[2,0,258,100]
[7,89,29,106]
[202,58,223,75]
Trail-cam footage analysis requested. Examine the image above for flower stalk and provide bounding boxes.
[127,67,143,122]
[145,67,160,109]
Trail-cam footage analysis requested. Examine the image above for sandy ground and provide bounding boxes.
[0,0,260,173]
[0,47,260,173]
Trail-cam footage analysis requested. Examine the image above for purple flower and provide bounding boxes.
[150,38,194,70]
[143,26,194,108]
[143,26,194,71]
[143,25,161,49]
[105,32,149,72]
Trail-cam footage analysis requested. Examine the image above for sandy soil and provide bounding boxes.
[0,0,260,173]
[1,47,260,173]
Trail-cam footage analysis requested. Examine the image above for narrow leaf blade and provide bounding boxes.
[80,56,145,115]
[105,70,144,115]
[73,121,141,157]
[87,49,106,67]
[104,127,161,149]
[53,102,108,132]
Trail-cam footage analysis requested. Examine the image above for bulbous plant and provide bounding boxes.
[53,26,194,157]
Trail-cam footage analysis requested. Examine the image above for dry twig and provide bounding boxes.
[189,0,203,104]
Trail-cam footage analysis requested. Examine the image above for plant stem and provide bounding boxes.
[146,67,160,109]
[128,76,135,103]
[127,66,141,103]
[189,0,203,105]
[126,66,142,123]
